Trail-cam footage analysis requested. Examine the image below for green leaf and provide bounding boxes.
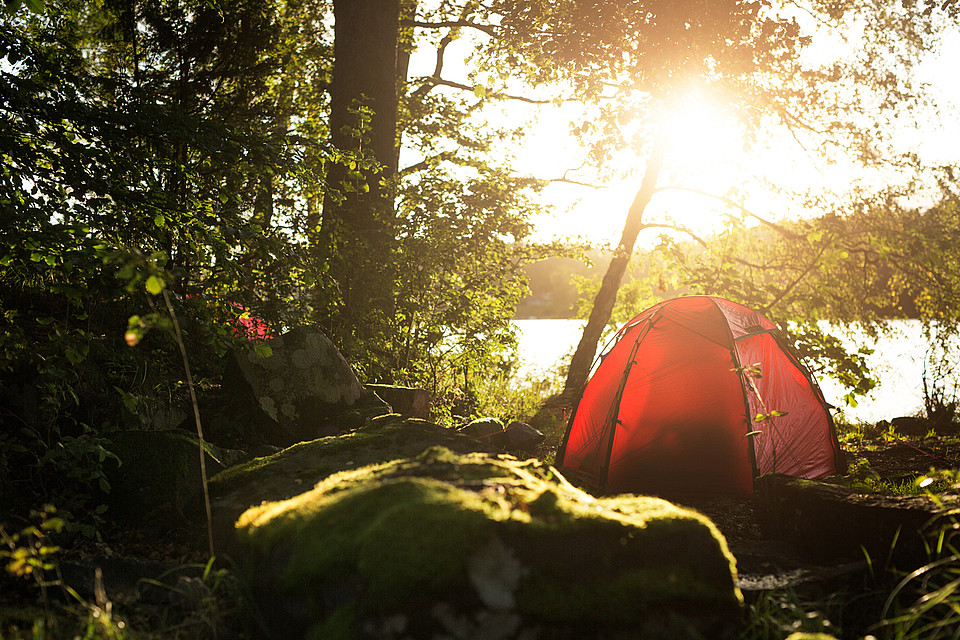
[770,410,789,417]
[145,275,164,295]
[40,518,64,532]
[754,413,768,422]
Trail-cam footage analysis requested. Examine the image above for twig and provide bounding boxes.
[161,289,215,560]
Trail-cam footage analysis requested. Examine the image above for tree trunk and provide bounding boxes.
[395,0,418,172]
[562,136,666,397]
[327,0,400,192]
[318,0,401,352]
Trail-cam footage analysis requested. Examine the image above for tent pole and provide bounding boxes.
[598,314,659,491]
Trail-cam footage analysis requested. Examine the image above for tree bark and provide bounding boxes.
[562,135,666,397]
[327,0,400,189]
[319,0,401,348]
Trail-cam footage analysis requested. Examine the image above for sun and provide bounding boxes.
[521,89,819,245]
[660,94,746,185]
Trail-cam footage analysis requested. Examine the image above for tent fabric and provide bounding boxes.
[557,296,843,496]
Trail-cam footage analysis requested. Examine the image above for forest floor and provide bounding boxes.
[4,428,960,639]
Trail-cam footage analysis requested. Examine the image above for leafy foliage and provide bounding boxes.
[595,185,960,405]
[0,1,330,520]
[0,0,565,523]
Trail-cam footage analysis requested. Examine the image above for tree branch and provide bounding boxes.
[398,151,456,177]
[762,245,827,314]
[416,76,562,104]
[653,185,804,239]
[550,176,605,188]
[401,19,499,37]
[641,222,708,246]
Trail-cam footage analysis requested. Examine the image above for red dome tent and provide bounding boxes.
[556,296,844,496]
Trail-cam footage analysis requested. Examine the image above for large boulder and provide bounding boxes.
[234,447,743,639]
[105,429,226,528]
[209,414,500,550]
[224,326,389,446]
[458,418,545,454]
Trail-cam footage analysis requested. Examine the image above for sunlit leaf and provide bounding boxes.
[145,275,164,295]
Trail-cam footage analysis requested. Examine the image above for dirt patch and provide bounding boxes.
[855,438,960,480]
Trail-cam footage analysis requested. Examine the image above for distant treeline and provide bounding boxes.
[515,254,606,319]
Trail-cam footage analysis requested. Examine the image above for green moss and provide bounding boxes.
[236,448,743,638]
[210,415,497,507]
[239,470,511,608]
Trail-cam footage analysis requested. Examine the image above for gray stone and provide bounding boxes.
[504,420,545,453]
[890,416,929,438]
[457,418,544,454]
[226,326,389,446]
[366,384,431,418]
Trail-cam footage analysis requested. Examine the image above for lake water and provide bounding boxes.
[512,318,954,424]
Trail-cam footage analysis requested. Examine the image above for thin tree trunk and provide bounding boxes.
[562,135,666,397]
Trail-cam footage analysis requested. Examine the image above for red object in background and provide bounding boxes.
[556,296,843,496]
[185,294,269,340]
[231,302,269,340]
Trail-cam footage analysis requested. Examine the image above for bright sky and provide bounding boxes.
[405,13,960,248]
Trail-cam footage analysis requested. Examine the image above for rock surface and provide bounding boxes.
[209,414,500,549]
[224,326,389,446]
[234,447,744,639]
[457,418,545,454]
[458,416,505,438]
[754,473,960,570]
[366,384,431,418]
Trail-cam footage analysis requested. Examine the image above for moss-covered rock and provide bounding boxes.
[235,447,743,639]
[458,416,506,438]
[209,414,499,549]
[106,429,225,525]
[755,473,960,570]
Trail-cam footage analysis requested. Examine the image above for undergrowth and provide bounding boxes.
[0,508,249,640]
[742,589,843,639]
